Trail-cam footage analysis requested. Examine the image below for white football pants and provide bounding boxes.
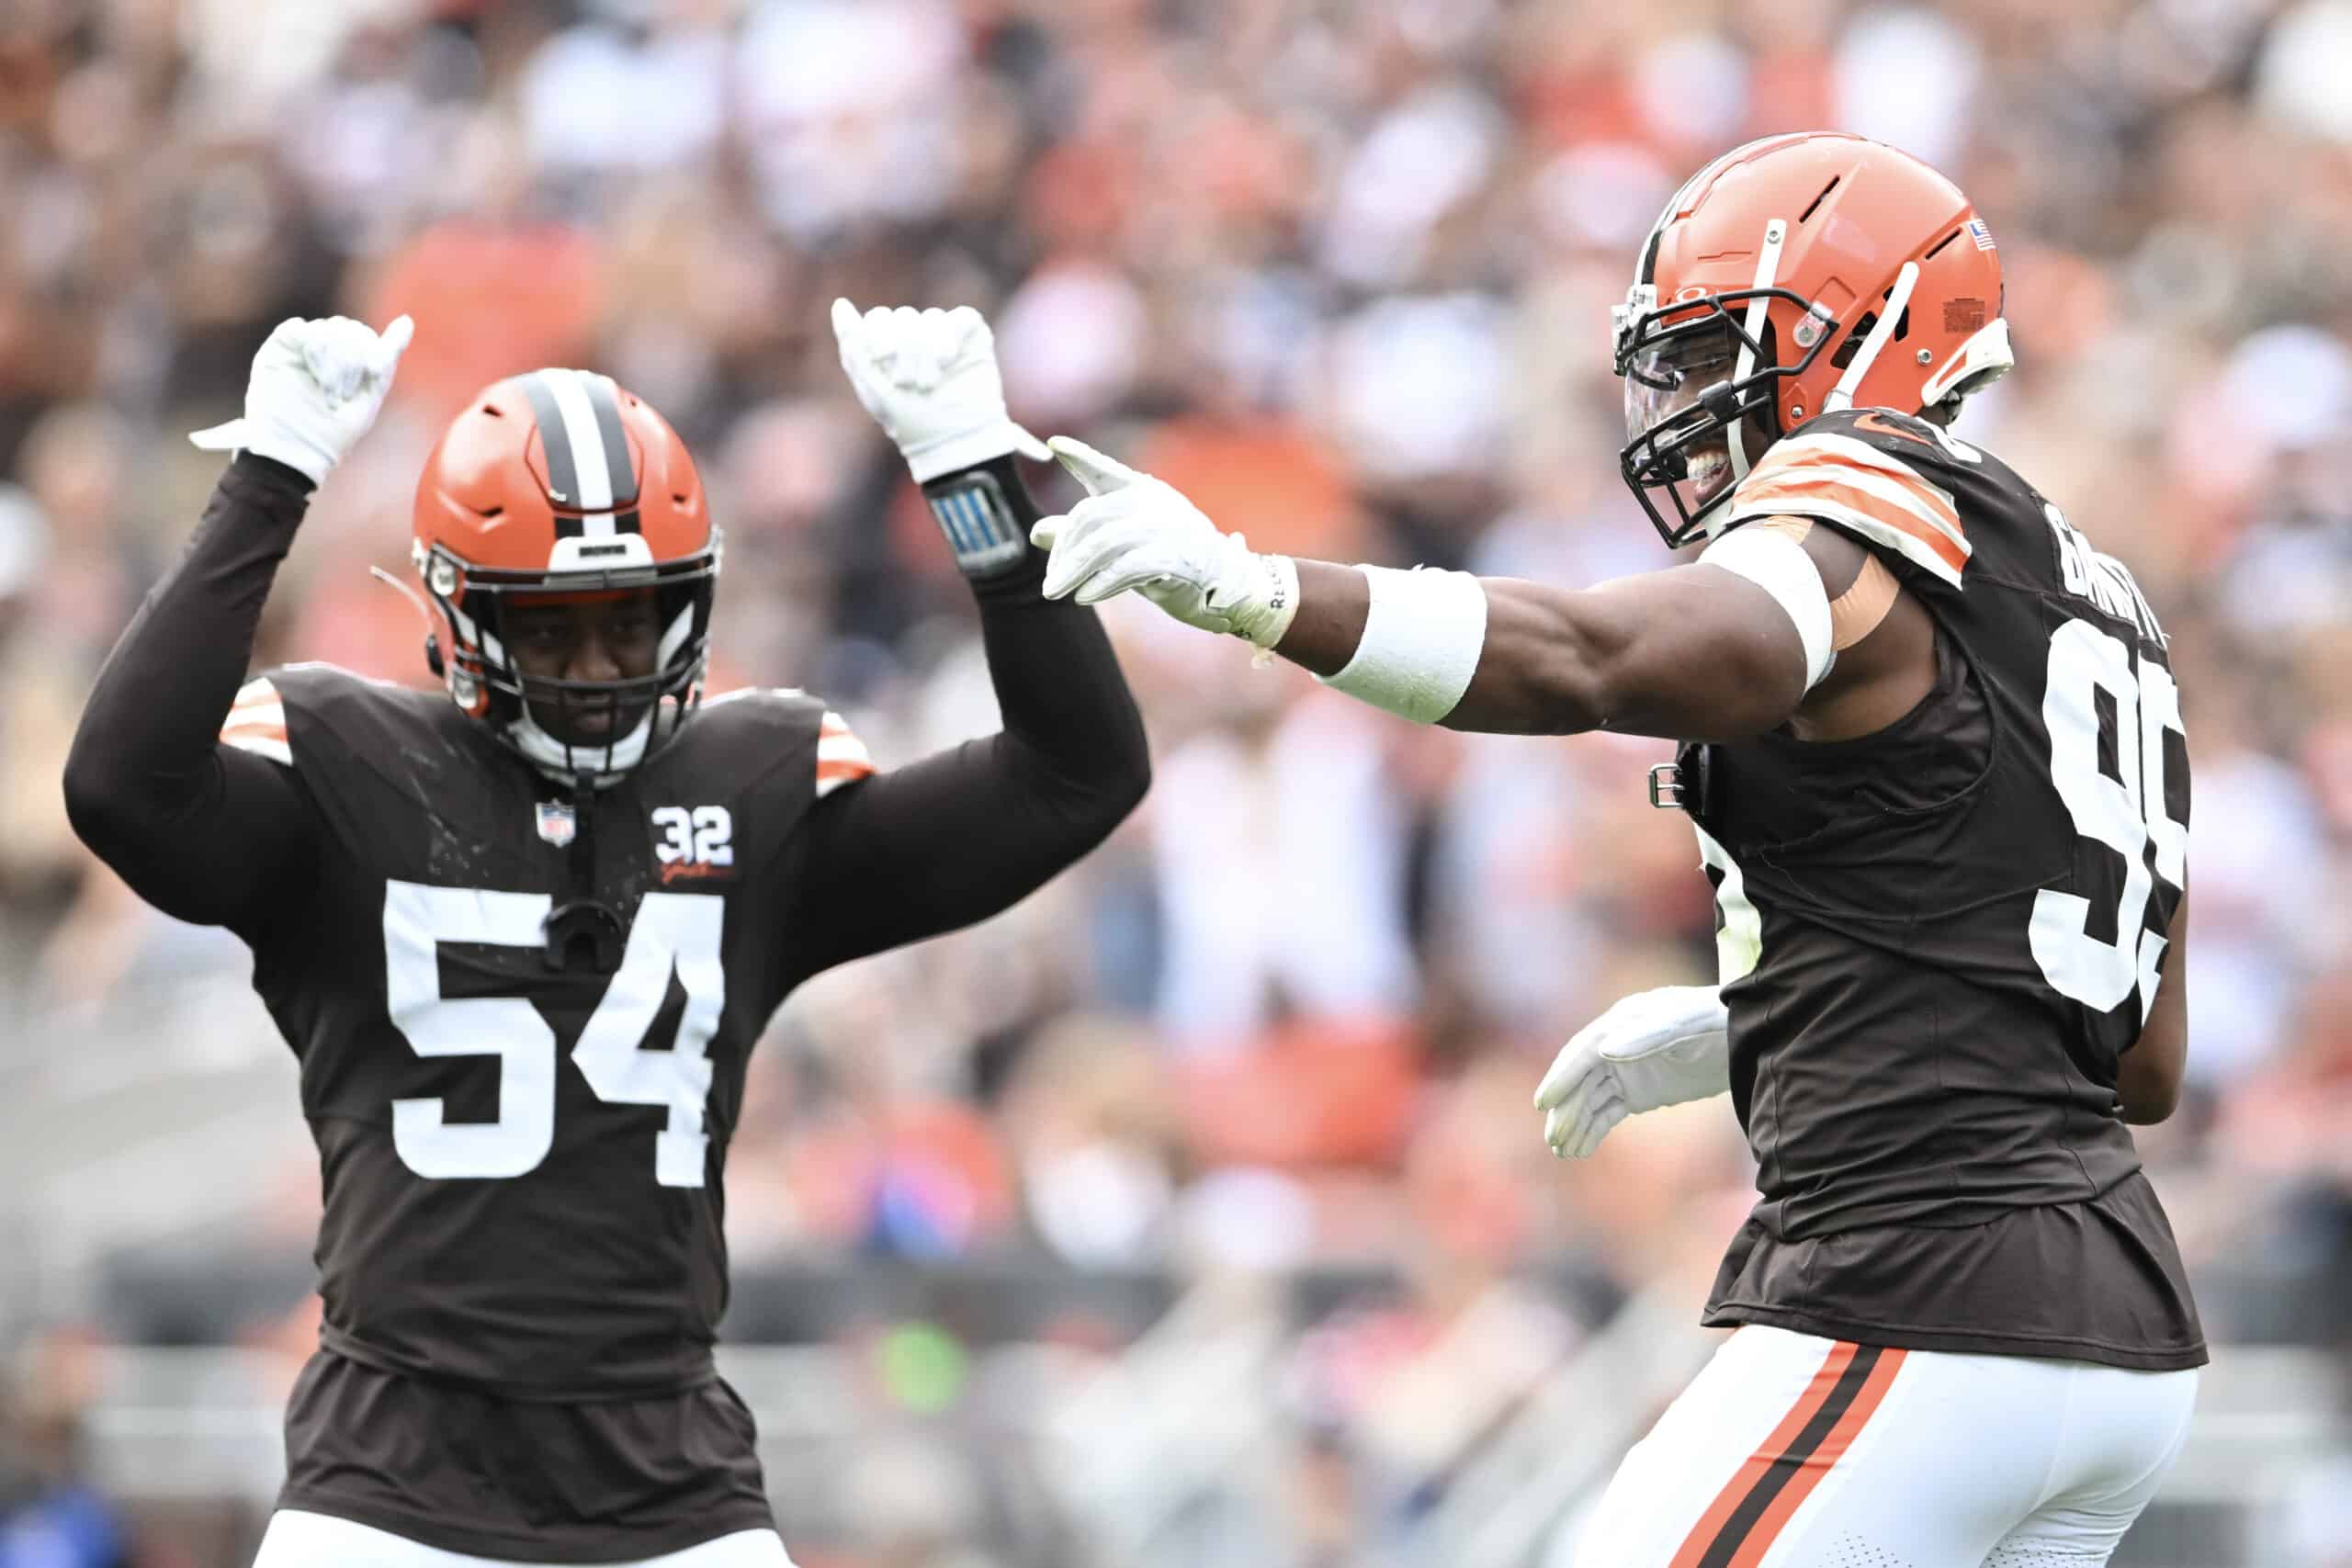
[1573,1325,2199,1568]
[252,1510,796,1567]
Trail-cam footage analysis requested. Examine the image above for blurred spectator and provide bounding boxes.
[0,1332,133,1568]
[4,0,2352,1562]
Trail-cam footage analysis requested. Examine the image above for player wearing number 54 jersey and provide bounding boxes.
[1029,133,2199,1566]
[63,305,1147,1565]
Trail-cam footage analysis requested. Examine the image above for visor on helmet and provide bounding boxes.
[1613,286,1835,548]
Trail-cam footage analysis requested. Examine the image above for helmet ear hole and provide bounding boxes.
[1832,312,1877,370]
[1754,319,1786,444]
[425,634,444,679]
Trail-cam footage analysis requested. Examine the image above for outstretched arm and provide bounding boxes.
[1272,558,1811,739]
[1033,438,1917,744]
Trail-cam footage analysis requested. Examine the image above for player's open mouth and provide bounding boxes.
[1685,443,1731,503]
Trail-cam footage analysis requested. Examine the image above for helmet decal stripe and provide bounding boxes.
[520,373,581,520]
[539,370,617,537]
[582,372,642,529]
[1637,218,1664,288]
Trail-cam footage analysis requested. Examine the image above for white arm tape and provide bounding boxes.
[1699,525,1835,691]
[1317,565,1487,724]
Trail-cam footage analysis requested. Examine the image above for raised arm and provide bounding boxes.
[779,462,1146,975]
[63,457,319,932]
[775,305,1148,976]
[62,315,411,938]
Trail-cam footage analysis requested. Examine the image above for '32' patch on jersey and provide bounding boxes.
[651,805,733,883]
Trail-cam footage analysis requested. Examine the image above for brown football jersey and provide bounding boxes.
[1670,408,2203,1371]
[230,668,873,1555]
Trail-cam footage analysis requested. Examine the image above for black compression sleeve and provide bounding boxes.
[777,457,1149,979]
[63,455,322,936]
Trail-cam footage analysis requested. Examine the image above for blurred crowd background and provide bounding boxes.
[3,0,2351,1564]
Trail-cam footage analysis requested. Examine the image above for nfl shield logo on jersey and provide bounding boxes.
[536,800,577,848]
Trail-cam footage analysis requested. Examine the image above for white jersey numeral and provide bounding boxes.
[385,884,560,1179]
[2029,621,2186,1021]
[382,882,727,1185]
[1694,822,1763,985]
[570,894,723,1187]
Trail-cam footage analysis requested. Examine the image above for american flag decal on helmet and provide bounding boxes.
[1966,218,1996,252]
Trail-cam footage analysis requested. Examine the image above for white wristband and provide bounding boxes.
[1700,525,1835,691]
[1317,565,1487,724]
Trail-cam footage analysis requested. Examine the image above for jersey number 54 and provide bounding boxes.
[380,881,723,1186]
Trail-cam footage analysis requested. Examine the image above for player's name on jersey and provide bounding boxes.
[2043,503,2165,648]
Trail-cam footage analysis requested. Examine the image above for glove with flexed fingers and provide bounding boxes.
[189,314,414,486]
[831,299,1048,484]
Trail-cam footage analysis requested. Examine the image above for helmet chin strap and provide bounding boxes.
[507,705,657,788]
[1726,218,1788,484]
[1825,262,1922,413]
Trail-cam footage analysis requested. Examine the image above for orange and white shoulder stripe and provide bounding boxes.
[219,676,292,767]
[816,709,875,800]
[1724,431,1970,586]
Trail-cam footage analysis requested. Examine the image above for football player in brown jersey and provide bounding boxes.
[1032,132,2199,1566]
[65,303,1148,1566]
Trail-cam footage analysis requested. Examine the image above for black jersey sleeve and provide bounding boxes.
[774,457,1148,981]
[62,455,323,939]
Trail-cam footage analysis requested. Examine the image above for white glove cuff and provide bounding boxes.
[1317,565,1487,723]
[1699,525,1835,691]
[903,421,1050,485]
[1224,550,1301,649]
[188,421,333,487]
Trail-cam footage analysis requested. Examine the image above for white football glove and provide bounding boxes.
[189,314,413,487]
[831,299,1048,484]
[1031,436,1301,648]
[1532,985,1732,1158]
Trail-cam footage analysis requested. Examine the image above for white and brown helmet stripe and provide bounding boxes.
[517,369,642,541]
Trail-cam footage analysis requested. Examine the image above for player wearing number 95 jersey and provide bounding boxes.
[1030,132,2199,1566]
[62,305,1147,1566]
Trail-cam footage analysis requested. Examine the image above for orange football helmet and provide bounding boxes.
[1615,132,2014,546]
[411,369,719,779]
